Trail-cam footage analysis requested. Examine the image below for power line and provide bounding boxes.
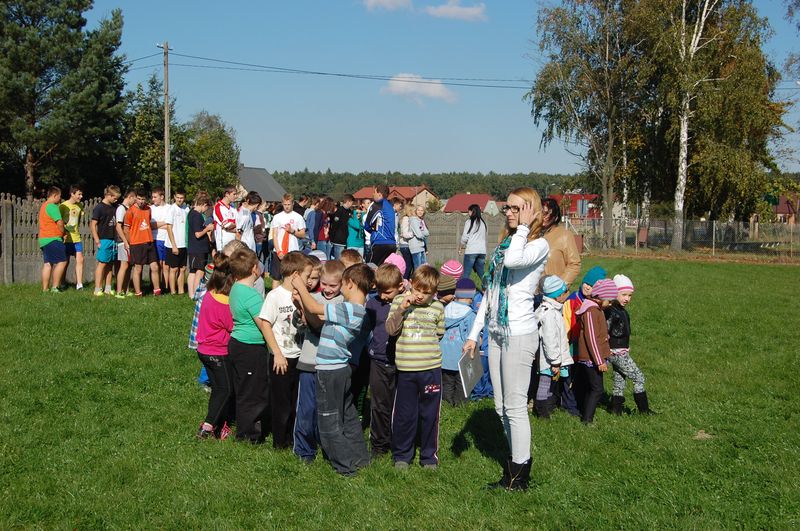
[125,52,161,64]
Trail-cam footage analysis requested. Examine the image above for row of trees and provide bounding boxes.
[272,169,575,202]
[527,0,798,249]
[0,2,239,199]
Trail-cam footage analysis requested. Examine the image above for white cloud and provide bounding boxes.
[424,0,487,21]
[363,0,412,11]
[380,73,457,105]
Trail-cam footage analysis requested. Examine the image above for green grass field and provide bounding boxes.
[1,258,798,528]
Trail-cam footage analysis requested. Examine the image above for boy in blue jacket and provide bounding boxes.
[364,185,396,265]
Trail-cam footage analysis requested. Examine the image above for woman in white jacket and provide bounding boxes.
[460,204,487,279]
[462,187,549,492]
[532,275,573,419]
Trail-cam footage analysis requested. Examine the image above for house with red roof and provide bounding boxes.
[548,193,602,219]
[352,185,437,207]
[774,194,798,224]
[444,193,500,215]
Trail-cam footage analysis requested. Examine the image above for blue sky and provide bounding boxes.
[86,0,800,175]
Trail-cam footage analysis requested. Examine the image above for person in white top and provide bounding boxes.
[114,190,137,297]
[460,203,488,279]
[462,187,549,492]
[269,194,306,280]
[165,191,190,294]
[213,186,238,252]
[236,191,262,252]
[150,188,170,286]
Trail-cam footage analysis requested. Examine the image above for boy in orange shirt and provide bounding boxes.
[123,190,162,296]
[39,186,67,292]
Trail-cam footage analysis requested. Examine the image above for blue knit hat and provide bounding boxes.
[455,278,476,300]
[542,275,567,298]
[582,266,607,288]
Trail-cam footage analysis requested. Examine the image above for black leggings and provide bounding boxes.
[574,363,604,423]
[198,352,235,429]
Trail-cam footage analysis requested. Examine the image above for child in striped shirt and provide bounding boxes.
[385,265,445,469]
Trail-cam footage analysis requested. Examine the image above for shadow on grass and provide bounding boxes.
[450,406,509,467]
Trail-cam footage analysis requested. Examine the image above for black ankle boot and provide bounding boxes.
[487,460,511,489]
[610,396,624,416]
[507,460,531,491]
[633,392,654,414]
[534,400,551,419]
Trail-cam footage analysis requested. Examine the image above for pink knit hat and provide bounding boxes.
[440,259,464,279]
[383,253,406,276]
[613,274,634,292]
[591,279,618,301]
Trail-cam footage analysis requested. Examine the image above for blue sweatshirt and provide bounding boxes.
[365,199,396,246]
[440,301,476,371]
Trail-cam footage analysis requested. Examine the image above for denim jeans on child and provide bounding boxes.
[316,366,369,475]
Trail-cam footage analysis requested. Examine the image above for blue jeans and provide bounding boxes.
[331,243,346,260]
[462,253,485,280]
[316,367,369,475]
[399,247,413,280]
[316,241,331,260]
[411,251,427,269]
[294,370,319,461]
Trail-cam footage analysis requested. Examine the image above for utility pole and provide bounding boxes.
[157,41,171,202]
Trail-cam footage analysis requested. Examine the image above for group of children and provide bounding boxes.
[533,265,653,425]
[190,234,652,476]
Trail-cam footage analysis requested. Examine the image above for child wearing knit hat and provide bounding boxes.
[532,275,574,419]
[573,278,618,424]
[439,277,477,406]
[604,274,653,415]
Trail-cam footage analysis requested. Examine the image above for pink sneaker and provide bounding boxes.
[218,422,233,441]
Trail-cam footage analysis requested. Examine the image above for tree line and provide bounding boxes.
[0,2,239,200]
[271,169,575,204]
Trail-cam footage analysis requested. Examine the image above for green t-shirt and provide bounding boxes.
[230,282,265,345]
[38,203,63,248]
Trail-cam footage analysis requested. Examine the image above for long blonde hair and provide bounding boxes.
[499,187,543,244]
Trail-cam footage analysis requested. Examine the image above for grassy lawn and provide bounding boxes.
[1,258,798,528]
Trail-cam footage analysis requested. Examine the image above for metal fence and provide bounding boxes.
[569,217,797,257]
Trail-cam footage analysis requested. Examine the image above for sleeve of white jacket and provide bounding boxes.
[460,220,470,245]
[502,225,550,269]
[540,310,561,365]
[467,292,488,342]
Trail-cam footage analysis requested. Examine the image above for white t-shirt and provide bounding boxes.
[270,210,306,255]
[165,203,189,249]
[213,200,237,252]
[115,204,128,242]
[236,207,257,252]
[258,285,302,358]
[150,203,170,241]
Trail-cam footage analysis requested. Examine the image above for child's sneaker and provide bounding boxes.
[76,284,84,290]
[153,288,162,296]
[196,422,215,439]
[394,461,410,470]
[94,290,104,297]
[115,292,126,299]
[125,291,135,298]
[49,286,62,293]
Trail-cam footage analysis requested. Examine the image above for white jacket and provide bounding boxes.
[461,218,487,255]
[534,296,573,371]
[468,226,549,340]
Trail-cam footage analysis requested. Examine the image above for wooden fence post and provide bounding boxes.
[1,194,13,284]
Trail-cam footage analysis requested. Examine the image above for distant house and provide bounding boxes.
[444,193,499,216]
[353,185,437,207]
[549,193,602,219]
[237,165,286,202]
[774,194,798,224]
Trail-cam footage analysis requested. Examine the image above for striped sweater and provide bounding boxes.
[385,296,445,372]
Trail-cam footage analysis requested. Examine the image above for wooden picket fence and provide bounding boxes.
[0,193,103,285]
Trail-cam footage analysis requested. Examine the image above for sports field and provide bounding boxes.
[1,258,797,528]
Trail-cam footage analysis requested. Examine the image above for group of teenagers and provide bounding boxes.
[187,184,655,492]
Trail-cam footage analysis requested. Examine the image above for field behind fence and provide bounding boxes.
[1,194,797,285]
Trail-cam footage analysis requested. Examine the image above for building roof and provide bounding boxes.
[443,193,493,213]
[353,185,436,201]
[775,194,799,216]
[238,166,286,202]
